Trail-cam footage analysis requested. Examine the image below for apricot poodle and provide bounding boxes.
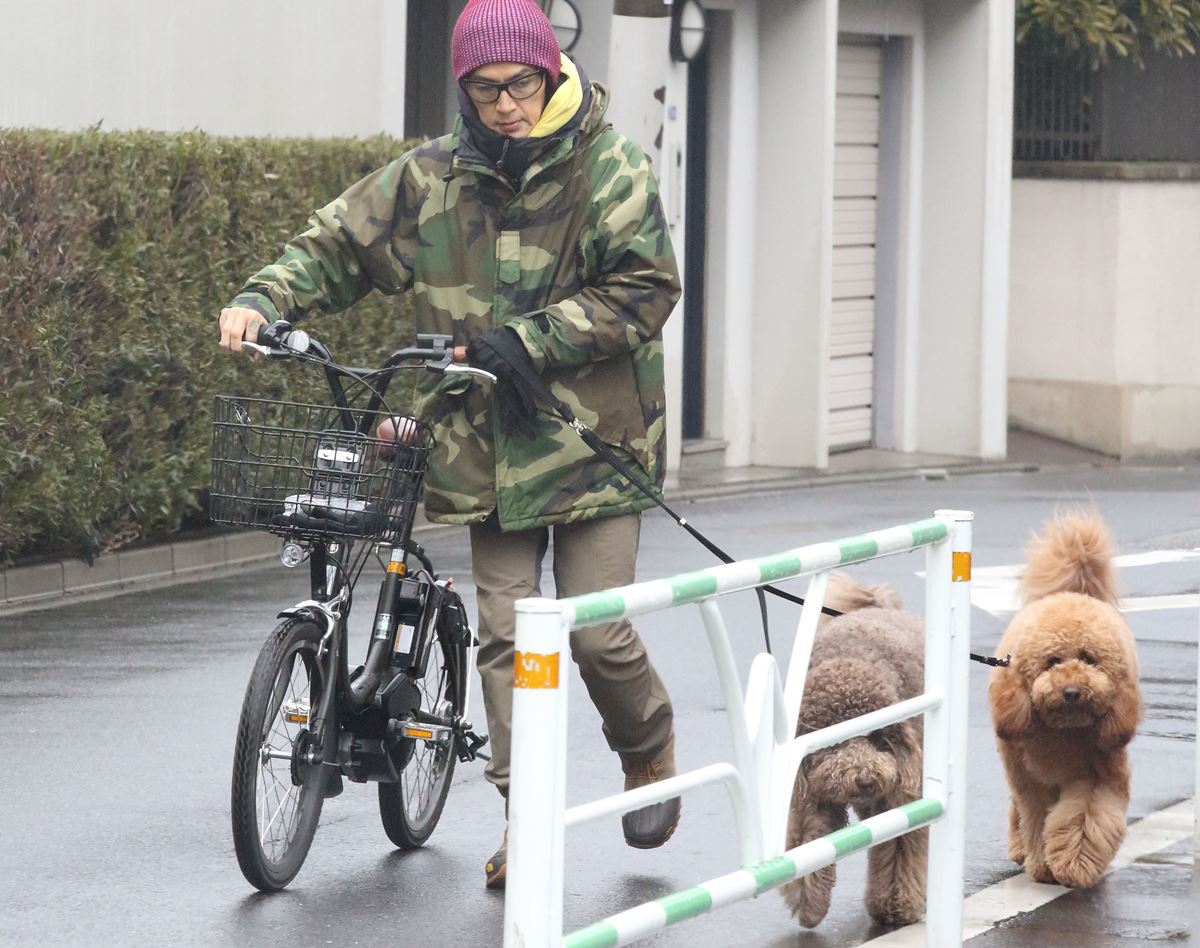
[988,512,1141,889]
[781,574,927,928]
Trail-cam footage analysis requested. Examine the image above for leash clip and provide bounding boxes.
[569,417,588,434]
[970,652,1012,668]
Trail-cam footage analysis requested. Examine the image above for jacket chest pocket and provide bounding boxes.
[496,230,521,285]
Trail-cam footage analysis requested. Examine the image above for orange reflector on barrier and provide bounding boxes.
[952,552,971,582]
[514,650,560,689]
[404,727,435,740]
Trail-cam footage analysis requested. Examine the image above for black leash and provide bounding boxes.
[473,338,1019,671]
[476,339,841,655]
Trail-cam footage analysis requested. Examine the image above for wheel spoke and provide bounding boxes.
[254,641,320,864]
[398,637,454,827]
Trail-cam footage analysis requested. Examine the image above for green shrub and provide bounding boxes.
[0,129,421,564]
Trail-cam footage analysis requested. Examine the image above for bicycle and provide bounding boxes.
[210,323,494,892]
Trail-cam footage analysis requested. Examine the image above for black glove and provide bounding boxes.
[466,326,540,439]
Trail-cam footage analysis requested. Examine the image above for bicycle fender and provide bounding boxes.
[277,600,340,636]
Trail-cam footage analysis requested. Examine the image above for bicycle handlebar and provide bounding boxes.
[246,322,497,385]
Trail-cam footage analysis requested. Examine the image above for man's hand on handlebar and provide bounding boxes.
[219,307,269,355]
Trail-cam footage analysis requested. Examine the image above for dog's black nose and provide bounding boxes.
[1062,686,1081,703]
[856,776,876,792]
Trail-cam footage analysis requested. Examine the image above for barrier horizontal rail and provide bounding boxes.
[504,512,973,947]
[564,518,949,628]
[564,797,946,948]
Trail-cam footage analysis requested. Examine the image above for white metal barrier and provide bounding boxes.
[504,510,974,947]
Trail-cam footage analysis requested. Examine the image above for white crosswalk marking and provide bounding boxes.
[952,548,1200,616]
[861,800,1195,945]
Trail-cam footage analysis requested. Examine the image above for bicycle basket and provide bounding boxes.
[210,396,433,543]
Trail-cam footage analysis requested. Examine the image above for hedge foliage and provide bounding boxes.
[0,129,420,564]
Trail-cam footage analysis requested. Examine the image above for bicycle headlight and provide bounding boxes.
[280,541,309,569]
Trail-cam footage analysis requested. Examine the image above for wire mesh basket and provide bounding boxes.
[210,396,433,544]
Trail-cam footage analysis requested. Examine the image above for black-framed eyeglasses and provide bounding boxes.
[461,70,546,105]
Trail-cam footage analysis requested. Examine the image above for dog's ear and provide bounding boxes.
[895,721,924,798]
[989,667,1033,741]
[1097,682,1142,752]
[785,767,819,849]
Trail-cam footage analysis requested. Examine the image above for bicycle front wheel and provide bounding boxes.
[231,617,329,890]
[379,631,458,849]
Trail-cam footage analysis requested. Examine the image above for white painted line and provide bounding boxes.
[925,547,1200,583]
[973,588,1200,617]
[915,548,1200,616]
[860,799,1195,946]
[1110,549,1200,569]
[1118,594,1200,613]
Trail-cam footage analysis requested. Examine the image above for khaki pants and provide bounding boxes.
[470,512,674,797]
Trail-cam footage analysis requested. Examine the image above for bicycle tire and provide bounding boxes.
[378,631,459,849]
[231,617,329,890]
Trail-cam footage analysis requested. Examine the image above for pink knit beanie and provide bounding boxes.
[451,0,562,84]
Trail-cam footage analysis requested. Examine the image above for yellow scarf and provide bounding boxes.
[528,54,583,139]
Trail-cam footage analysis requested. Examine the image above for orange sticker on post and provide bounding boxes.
[952,551,972,582]
[514,650,560,689]
[387,561,406,575]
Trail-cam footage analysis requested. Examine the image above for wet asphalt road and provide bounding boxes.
[1,466,1197,947]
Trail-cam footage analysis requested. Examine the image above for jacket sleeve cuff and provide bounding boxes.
[506,316,550,372]
[229,291,282,324]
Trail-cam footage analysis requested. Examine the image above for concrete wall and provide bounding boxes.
[749,0,838,468]
[604,13,685,478]
[1009,177,1200,457]
[916,0,1012,459]
[0,0,408,136]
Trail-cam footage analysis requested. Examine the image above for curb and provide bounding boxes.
[0,459,1036,617]
[665,460,1038,504]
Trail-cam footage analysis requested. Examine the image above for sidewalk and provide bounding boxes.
[0,428,1114,615]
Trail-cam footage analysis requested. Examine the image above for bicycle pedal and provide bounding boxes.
[457,729,490,763]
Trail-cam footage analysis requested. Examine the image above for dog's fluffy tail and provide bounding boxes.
[824,571,903,614]
[1020,511,1119,606]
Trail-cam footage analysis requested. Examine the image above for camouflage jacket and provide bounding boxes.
[232,85,680,530]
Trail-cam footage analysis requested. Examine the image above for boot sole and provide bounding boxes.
[623,807,681,849]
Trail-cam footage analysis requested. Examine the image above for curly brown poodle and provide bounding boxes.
[781,574,927,928]
[988,512,1141,889]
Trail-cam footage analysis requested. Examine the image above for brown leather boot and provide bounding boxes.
[621,742,681,849]
[484,829,508,889]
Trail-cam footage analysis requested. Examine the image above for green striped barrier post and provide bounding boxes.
[925,510,973,945]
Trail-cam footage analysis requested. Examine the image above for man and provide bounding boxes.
[218,0,681,889]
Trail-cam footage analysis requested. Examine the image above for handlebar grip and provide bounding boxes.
[253,320,290,349]
[251,321,311,355]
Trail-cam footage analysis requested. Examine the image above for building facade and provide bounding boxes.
[2,0,1015,472]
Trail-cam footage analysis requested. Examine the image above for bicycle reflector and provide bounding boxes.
[282,701,310,726]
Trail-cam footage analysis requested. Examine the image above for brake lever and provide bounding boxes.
[243,343,297,360]
[444,364,497,384]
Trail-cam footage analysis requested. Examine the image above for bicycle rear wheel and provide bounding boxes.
[231,617,329,890]
[379,631,458,849]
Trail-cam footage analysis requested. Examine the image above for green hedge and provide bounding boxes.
[0,129,420,564]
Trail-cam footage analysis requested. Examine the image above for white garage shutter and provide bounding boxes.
[829,40,882,450]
